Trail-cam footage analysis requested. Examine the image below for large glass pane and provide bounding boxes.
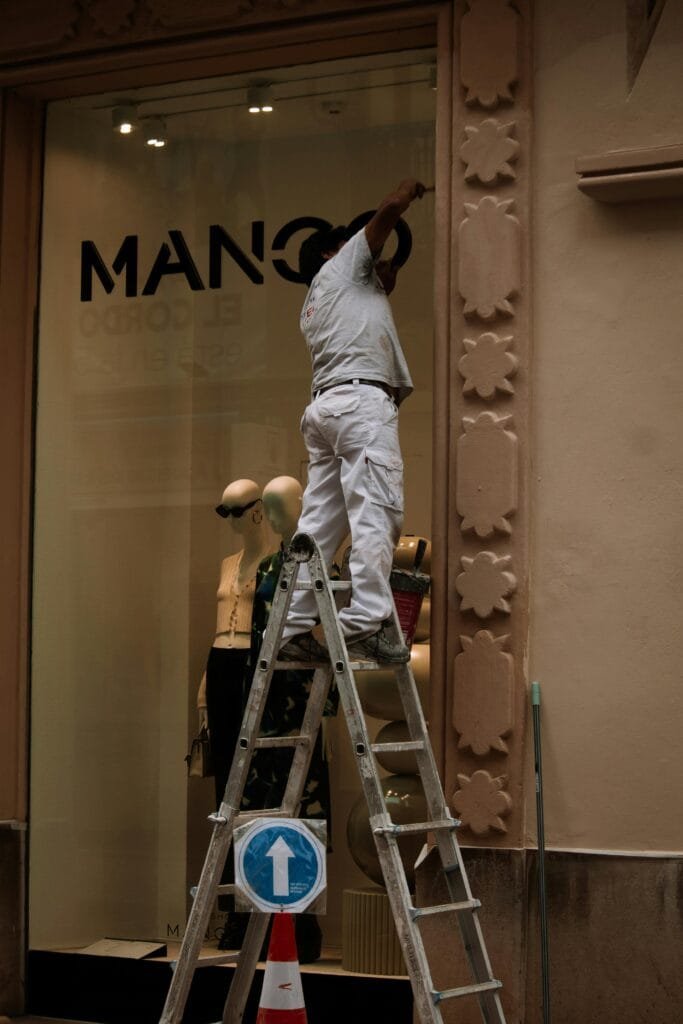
[31,51,435,950]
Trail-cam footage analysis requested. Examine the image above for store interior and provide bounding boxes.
[30,47,436,964]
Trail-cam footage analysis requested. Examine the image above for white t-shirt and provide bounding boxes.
[299,228,414,404]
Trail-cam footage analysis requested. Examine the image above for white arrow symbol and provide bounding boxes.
[266,836,295,896]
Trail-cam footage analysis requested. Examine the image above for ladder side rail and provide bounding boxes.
[391,663,472,890]
[304,541,443,1024]
[159,556,300,1024]
[222,550,332,1024]
[221,912,272,1024]
[370,817,444,1024]
[390,654,505,1024]
[221,553,301,817]
[279,664,333,814]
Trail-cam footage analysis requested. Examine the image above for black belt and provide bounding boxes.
[314,379,398,402]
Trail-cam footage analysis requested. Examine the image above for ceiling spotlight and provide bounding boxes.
[112,101,138,135]
[247,82,274,114]
[144,117,167,148]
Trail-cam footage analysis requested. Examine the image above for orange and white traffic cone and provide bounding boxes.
[256,913,307,1024]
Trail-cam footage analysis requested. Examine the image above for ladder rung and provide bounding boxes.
[191,952,241,968]
[411,899,480,919]
[371,740,425,754]
[374,818,461,836]
[274,659,329,670]
[433,980,502,1003]
[235,809,290,824]
[295,580,351,591]
[192,884,238,899]
[254,735,310,750]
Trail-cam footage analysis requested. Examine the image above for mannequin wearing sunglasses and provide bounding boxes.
[196,478,270,946]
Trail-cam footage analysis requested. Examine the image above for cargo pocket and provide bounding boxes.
[319,392,361,418]
[365,447,404,511]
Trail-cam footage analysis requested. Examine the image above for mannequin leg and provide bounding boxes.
[205,647,250,938]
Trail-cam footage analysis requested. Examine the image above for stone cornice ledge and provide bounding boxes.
[577,142,683,203]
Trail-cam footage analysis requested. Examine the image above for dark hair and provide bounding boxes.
[298,225,349,285]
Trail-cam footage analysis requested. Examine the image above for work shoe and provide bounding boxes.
[346,628,410,664]
[278,632,329,662]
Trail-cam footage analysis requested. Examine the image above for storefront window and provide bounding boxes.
[30,50,435,951]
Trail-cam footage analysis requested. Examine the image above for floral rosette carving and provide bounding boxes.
[452,770,512,835]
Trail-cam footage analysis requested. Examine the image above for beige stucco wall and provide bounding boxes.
[531,0,683,851]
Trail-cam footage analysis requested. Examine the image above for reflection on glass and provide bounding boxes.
[31,50,435,950]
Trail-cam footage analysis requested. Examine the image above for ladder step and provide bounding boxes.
[433,980,503,1003]
[274,659,329,670]
[374,818,461,836]
[411,899,481,919]
[371,740,425,754]
[254,734,310,750]
[190,952,241,968]
[191,884,238,899]
[234,809,290,825]
[295,580,351,591]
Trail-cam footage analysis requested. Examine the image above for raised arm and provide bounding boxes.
[364,178,425,259]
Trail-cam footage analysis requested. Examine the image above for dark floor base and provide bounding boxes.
[27,950,412,1024]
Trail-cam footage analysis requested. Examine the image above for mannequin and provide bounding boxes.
[262,475,303,544]
[246,475,334,963]
[196,478,269,948]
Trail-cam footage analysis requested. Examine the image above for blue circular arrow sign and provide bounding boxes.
[234,818,326,913]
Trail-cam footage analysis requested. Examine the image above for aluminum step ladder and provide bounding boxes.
[159,532,507,1024]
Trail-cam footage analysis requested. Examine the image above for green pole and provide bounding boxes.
[532,682,551,1024]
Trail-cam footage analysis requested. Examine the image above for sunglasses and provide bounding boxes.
[215,498,261,519]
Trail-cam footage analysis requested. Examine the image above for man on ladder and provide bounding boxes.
[158,178,508,1024]
[278,177,426,666]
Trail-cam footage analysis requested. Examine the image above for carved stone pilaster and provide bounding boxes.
[447,0,531,844]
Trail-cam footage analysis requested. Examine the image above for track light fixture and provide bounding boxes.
[247,82,274,114]
[112,101,138,134]
[144,117,168,148]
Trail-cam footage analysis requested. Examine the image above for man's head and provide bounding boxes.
[298,225,349,285]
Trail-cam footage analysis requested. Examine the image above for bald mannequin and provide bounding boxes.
[263,475,303,545]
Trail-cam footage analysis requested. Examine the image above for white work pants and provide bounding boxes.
[282,383,404,641]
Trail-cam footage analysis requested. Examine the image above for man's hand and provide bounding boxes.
[396,179,426,203]
[365,178,426,258]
